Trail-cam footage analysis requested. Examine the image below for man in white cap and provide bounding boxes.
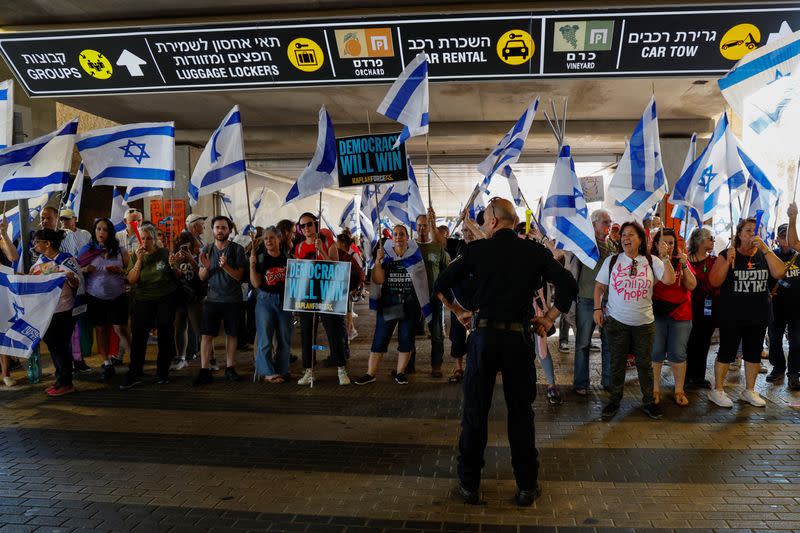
[185,213,207,249]
[59,208,91,252]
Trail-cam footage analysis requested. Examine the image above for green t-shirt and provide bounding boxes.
[417,240,450,294]
[577,238,617,299]
[127,247,178,301]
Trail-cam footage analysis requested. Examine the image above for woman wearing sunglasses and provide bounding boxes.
[650,228,696,407]
[594,221,675,420]
[293,213,350,386]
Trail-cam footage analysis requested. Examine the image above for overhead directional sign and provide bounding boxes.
[0,5,798,96]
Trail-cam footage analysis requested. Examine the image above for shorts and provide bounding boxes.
[370,309,416,353]
[717,324,767,364]
[87,293,128,327]
[201,301,242,337]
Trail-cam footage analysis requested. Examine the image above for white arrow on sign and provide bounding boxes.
[116,49,147,77]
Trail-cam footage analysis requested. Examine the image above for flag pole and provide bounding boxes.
[542,110,561,146]
[244,164,253,230]
[426,132,432,207]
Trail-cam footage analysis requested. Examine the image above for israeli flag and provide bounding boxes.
[384,158,427,230]
[542,145,600,269]
[0,120,78,201]
[339,196,358,230]
[63,163,85,219]
[0,265,67,358]
[3,193,49,242]
[0,80,13,149]
[468,183,486,221]
[377,52,429,148]
[500,165,524,207]
[110,187,129,232]
[608,97,667,221]
[719,30,800,118]
[285,106,337,205]
[740,147,779,224]
[125,186,162,203]
[671,113,745,222]
[188,106,246,206]
[477,98,539,181]
[360,184,392,231]
[77,122,175,189]
[669,134,702,239]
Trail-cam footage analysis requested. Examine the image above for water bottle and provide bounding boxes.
[27,349,41,384]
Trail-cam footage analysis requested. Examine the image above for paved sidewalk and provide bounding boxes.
[0,301,798,532]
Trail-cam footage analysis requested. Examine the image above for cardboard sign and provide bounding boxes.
[580,175,604,203]
[283,258,351,315]
[336,133,407,187]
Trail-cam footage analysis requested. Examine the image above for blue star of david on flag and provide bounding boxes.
[698,166,717,193]
[10,302,24,323]
[119,139,150,164]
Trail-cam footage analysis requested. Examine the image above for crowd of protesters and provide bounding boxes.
[0,200,798,418]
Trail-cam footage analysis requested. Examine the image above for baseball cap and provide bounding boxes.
[778,223,789,237]
[59,208,76,219]
[186,214,207,226]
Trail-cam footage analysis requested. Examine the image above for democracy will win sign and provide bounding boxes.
[283,259,352,315]
[336,132,407,187]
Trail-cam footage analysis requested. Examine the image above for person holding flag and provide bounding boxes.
[765,223,800,391]
[707,218,785,407]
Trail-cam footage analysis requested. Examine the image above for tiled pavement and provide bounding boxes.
[0,302,799,532]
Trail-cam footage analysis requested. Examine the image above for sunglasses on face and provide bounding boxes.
[299,221,315,229]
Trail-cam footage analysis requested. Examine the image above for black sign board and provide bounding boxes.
[0,5,798,96]
[336,132,408,187]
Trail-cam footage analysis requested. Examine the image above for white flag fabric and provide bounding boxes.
[383,158,427,230]
[0,120,78,201]
[64,163,85,219]
[284,106,337,204]
[188,105,246,206]
[339,196,358,231]
[110,187,129,232]
[542,145,600,269]
[669,134,702,239]
[499,165,524,207]
[739,147,779,224]
[125,187,162,203]
[377,52,429,148]
[370,239,432,322]
[0,80,13,149]
[477,98,539,182]
[671,113,746,222]
[608,97,667,221]
[719,30,800,118]
[0,265,66,358]
[77,122,175,189]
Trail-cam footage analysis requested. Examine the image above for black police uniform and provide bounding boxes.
[434,228,577,494]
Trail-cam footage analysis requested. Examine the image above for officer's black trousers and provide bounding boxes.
[458,328,538,492]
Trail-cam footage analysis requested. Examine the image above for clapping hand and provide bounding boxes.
[218,253,227,268]
[199,251,211,269]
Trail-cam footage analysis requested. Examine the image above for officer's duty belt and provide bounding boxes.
[475,319,525,332]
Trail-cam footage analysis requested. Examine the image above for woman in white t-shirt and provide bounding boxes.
[594,221,675,420]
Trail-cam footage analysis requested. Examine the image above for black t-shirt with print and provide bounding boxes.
[255,246,288,295]
[717,249,772,326]
[382,261,414,306]
[769,248,800,315]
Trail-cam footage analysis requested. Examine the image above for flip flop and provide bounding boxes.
[448,369,464,384]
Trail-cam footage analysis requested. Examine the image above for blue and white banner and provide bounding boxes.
[110,186,129,232]
[64,163,85,219]
[370,238,431,322]
[719,30,800,119]
[383,158,426,230]
[77,122,175,189]
[669,133,702,239]
[0,119,78,201]
[3,192,49,242]
[377,52,429,149]
[608,96,667,221]
[340,196,358,230]
[0,80,13,149]
[477,98,539,182]
[0,265,66,358]
[542,145,600,269]
[188,105,246,206]
[285,106,337,205]
[360,183,392,231]
[468,183,486,221]
[124,186,162,203]
[740,146,779,223]
[671,112,745,222]
[500,165,524,207]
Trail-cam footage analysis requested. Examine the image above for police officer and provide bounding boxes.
[767,223,800,390]
[435,198,578,506]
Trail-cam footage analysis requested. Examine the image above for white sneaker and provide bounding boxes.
[171,358,188,371]
[297,369,314,386]
[338,367,351,386]
[740,389,767,407]
[708,389,733,407]
[3,376,15,387]
[351,311,358,318]
[349,328,359,341]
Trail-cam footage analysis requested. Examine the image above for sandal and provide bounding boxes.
[653,391,661,405]
[264,375,285,384]
[674,391,689,407]
[448,369,464,384]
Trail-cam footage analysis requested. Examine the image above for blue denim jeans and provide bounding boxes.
[573,297,611,389]
[651,315,692,363]
[254,291,293,377]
